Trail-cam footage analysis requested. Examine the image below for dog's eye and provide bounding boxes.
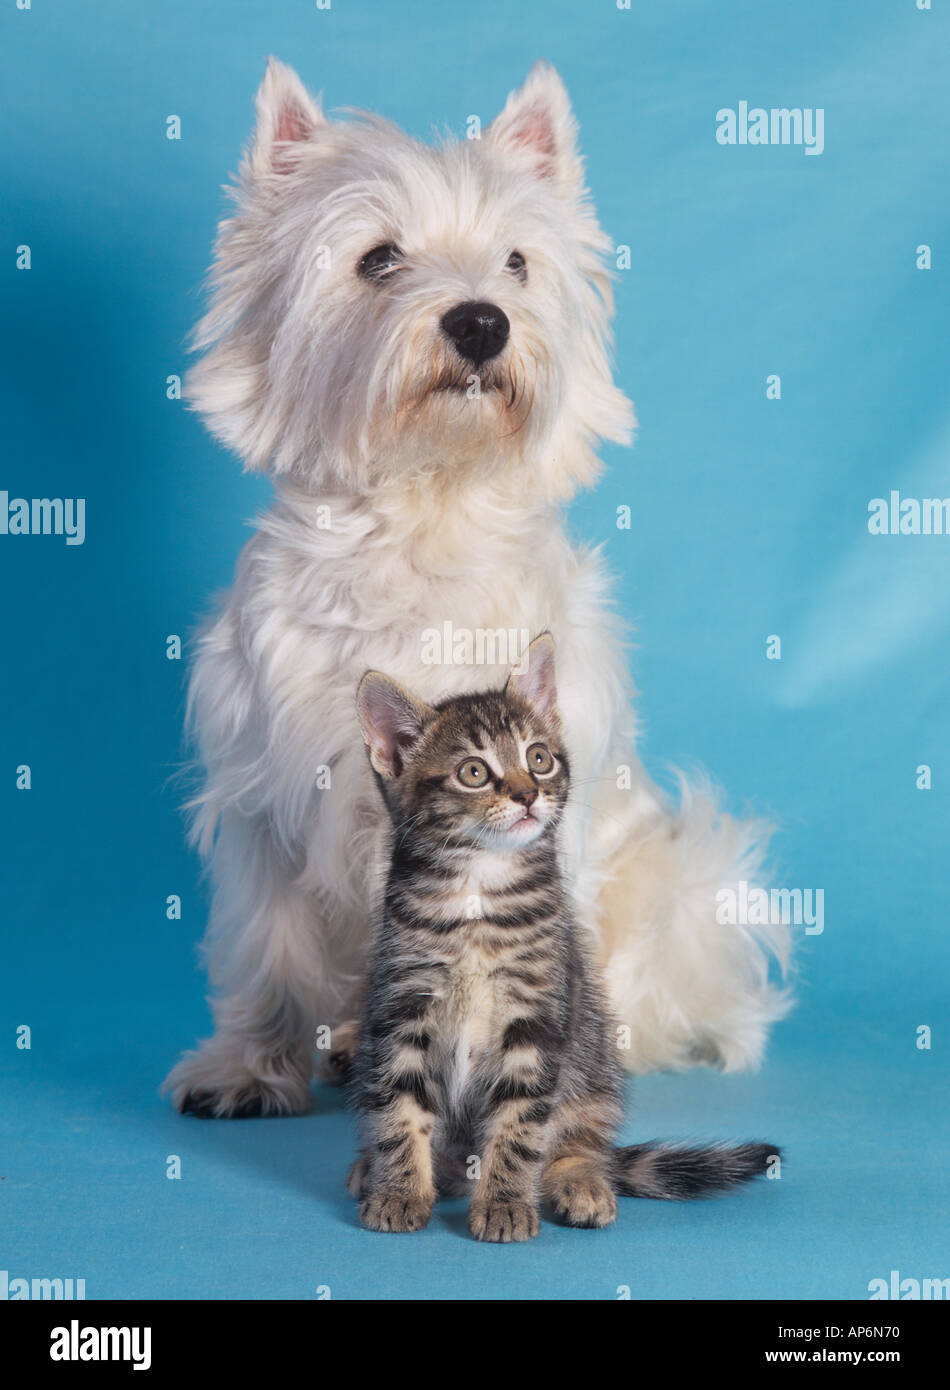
[358,243,404,282]
[505,250,527,284]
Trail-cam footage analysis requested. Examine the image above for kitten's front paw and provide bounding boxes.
[359,1191,432,1233]
[469,1200,540,1243]
[549,1175,617,1229]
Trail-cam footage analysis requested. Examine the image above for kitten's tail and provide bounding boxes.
[612,1141,778,1199]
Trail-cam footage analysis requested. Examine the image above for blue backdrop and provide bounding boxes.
[2,0,947,1300]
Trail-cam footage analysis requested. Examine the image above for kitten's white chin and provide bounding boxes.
[491,816,546,850]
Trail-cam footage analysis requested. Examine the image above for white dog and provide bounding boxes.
[163,59,790,1118]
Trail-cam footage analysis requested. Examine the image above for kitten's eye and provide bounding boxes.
[358,243,404,281]
[505,250,527,283]
[456,758,490,788]
[527,743,554,775]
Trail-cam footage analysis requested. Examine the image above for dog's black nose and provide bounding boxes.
[441,301,510,365]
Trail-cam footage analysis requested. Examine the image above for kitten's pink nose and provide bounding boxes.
[510,787,538,810]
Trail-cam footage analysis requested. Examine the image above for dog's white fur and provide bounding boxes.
[163,60,791,1117]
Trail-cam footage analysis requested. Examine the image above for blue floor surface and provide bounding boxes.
[3,999,946,1300]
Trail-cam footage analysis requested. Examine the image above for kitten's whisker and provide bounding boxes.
[561,796,631,834]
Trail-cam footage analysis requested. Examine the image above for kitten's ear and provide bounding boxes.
[506,633,559,724]
[356,673,434,780]
[250,57,327,178]
[486,62,583,201]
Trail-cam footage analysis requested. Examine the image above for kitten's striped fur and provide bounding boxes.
[351,634,778,1240]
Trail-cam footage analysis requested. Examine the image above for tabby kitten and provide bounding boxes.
[350,634,778,1241]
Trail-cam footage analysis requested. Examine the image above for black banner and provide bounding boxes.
[3,1299,944,1373]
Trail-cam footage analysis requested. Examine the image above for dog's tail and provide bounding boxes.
[611,1141,778,1199]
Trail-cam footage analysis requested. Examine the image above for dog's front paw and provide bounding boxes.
[359,1191,432,1233]
[177,1077,308,1119]
[320,1018,361,1085]
[165,1046,312,1118]
[179,1087,260,1119]
[346,1155,371,1198]
[469,1199,540,1243]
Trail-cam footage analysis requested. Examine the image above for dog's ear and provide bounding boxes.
[250,57,327,177]
[356,673,435,780]
[506,632,560,725]
[487,62,583,200]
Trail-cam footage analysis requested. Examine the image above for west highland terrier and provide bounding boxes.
[163,59,790,1118]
